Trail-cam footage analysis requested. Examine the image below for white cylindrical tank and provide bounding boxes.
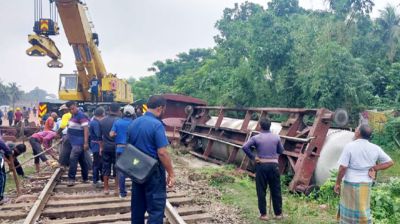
[205,117,354,185]
[315,129,354,185]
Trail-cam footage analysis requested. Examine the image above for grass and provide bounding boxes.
[5,148,36,193]
[196,166,338,224]
[378,150,400,182]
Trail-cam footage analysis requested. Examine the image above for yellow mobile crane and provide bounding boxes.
[26,0,133,104]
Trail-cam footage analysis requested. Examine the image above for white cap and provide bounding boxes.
[59,104,68,111]
[123,105,135,116]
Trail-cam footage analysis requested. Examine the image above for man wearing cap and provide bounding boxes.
[110,105,136,198]
[58,104,72,168]
[99,103,120,194]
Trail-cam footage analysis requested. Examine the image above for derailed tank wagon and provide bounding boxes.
[179,106,353,194]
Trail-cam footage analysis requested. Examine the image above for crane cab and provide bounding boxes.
[58,73,133,104]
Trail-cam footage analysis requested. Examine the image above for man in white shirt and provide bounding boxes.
[335,124,394,224]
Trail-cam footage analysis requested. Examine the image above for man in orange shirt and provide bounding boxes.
[44,112,58,131]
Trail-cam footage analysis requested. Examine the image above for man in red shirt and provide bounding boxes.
[44,112,58,131]
[14,108,23,126]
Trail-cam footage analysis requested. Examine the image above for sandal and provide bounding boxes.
[259,215,270,221]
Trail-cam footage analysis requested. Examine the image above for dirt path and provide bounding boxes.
[171,151,246,224]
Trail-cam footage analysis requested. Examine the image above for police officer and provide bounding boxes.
[127,95,175,224]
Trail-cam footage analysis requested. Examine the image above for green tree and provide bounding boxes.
[300,42,372,111]
[0,81,10,105]
[376,5,400,62]
[152,49,213,86]
[8,82,23,110]
[129,76,171,101]
[267,0,300,17]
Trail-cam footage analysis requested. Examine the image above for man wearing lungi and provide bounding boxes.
[335,124,394,224]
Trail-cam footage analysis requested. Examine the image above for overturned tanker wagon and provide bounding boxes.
[179,106,354,194]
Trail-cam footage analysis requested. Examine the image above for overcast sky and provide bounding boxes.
[0,0,395,95]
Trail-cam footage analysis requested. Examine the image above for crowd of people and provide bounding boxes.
[0,106,37,127]
[0,95,175,223]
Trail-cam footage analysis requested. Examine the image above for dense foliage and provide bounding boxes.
[130,0,400,121]
[311,171,400,223]
[372,116,400,151]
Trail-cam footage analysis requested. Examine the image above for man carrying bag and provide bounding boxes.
[125,95,175,224]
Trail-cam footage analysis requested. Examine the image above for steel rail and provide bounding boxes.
[23,168,63,224]
[165,200,187,224]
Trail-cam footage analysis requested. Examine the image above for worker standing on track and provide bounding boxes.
[89,106,105,188]
[7,109,14,127]
[29,130,56,173]
[57,104,72,168]
[110,105,136,198]
[66,101,90,186]
[14,108,22,126]
[335,124,394,224]
[22,106,30,126]
[33,106,37,117]
[99,103,120,195]
[127,95,175,224]
[242,117,285,221]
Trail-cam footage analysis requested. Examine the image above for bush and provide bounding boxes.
[371,178,400,224]
[209,172,235,186]
[310,170,339,208]
[372,117,400,151]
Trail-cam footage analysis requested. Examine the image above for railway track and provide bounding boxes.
[0,167,212,224]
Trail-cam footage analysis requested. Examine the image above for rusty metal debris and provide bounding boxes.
[180,106,335,194]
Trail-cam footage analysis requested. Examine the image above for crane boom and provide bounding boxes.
[27,0,133,104]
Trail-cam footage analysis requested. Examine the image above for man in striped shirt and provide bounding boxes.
[66,101,89,186]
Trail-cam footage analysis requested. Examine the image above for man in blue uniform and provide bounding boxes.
[128,95,175,224]
[110,104,136,198]
[89,77,100,104]
[89,106,105,188]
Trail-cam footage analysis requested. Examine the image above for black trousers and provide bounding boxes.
[132,165,166,224]
[29,138,48,164]
[13,158,24,176]
[59,136,72,167]
[102,151,116,177]
[91,93,98,104]
[92,152,102,183]
[255,162,282,216]
[67,145,89,181]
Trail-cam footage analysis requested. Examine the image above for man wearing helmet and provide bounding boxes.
[110,105,136,198]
